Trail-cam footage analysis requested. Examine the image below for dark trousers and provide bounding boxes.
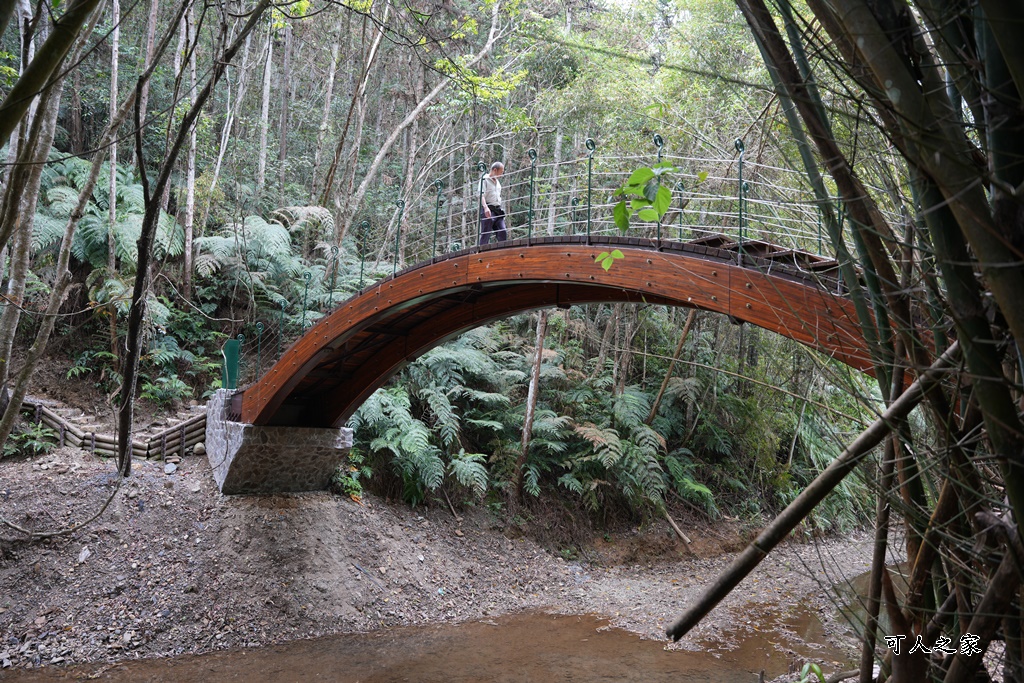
[479,205,507,244]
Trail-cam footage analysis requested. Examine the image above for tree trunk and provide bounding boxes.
[546,127,562,236]
[320,5,389,223]
[0,14,86,388]
[133,0,161,167]
[0,0,102,149]
[516,309,548,498]
[277,20,291,202]
[337,0,504,239]
[181,2,197,300]
[158,14,187,214]
[107,0,119,282]
[666,343,962,642]
[203,29,253,229]
[310,36,340,204]
[256,25,273,195]
[119,0,273,476]
[594,303,619,378]
[0,91,138,450]
[646,309,697,425]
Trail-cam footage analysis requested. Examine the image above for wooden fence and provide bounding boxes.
[20,398,206,460]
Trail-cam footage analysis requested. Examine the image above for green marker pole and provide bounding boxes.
[433,179,444,259]
[393,199,405,276]
[585,138,596,243]
[527,148,537,239]
[735,138,745,264]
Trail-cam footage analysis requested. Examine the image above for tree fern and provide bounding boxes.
[612,386,651,428]
[574,423,623,467]
[420,386,461,450]
[557,472,584,495]
[449,450,488,497]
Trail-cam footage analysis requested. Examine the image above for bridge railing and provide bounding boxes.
[365,142,853,277]
[231,136,898,385]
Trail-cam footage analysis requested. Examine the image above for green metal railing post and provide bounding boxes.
[358,220,369,289]
[235,333,245,384]
[255,322,264,374]
[527,148,537,238]
[432,179,444,259]
[301,271,311,329]
[675,180,685,241]
[277,300,286,357]
[585,138,596,242]
[476,161,487,245]
[570,197,579,235]
[328,246,338,308]
[816,204,823,255]
[222,337,241,390]
[735,138,745,264]
[393,199,405,276]
[654,134,664,242]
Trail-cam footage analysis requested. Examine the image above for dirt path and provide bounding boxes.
[0,447,877,676]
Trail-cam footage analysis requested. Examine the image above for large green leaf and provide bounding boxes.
[653,185,672,216]
[624,167,655,190]
[613,201,630,231]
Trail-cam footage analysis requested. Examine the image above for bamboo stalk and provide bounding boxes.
[663,507,692,544]
[666,342,960,641]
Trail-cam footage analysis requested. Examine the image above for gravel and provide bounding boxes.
[1,446,877,675]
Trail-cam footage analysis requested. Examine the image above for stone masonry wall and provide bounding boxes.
[205,389,353,494]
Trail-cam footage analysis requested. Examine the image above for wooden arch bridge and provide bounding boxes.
[229,235,870,430]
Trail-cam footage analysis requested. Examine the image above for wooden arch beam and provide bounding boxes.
[238,239,870,428]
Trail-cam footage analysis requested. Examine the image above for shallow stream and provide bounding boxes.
[2,609,854,682]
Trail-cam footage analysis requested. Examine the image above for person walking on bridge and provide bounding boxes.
[480,161,507,245]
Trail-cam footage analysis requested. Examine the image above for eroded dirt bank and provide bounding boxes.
[0,447,876,677]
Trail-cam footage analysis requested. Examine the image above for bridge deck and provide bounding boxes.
[235,236,867,428]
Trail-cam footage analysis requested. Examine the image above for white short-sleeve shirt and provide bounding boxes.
[482,176,502,206]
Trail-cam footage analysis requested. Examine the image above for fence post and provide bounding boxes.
[476,161,487,245]
[301,271,311,329]
[817,204,823,255]
[675,180,685,241]
[432,179,444,258]
[654,134,664,243]
[585,138,596,243]
[328,246,338,308]
[735,138,745,264]
[277,300,286,357]
[393,199,405,276]
[527,148,537,239]
[359,219,369,289]
[255,322,264,376]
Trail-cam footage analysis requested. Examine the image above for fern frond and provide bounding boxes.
[449,450,488,496]
[32,215,66,252]
[574,422,622,467]
[557,472,584,495]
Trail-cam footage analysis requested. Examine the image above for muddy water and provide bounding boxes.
[2,610,854,682]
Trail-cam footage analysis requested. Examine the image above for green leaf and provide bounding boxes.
[624,167,655,190]
[638,208,659,222]
[652,163,676,175]
[601,258,613,271]
[596,251,610,262]
[697,171,709,183]
[613,201,630,231]
[630,198,651,212]
[653,185,672,215]
[610,250,624,259]
[643,181,659,203]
